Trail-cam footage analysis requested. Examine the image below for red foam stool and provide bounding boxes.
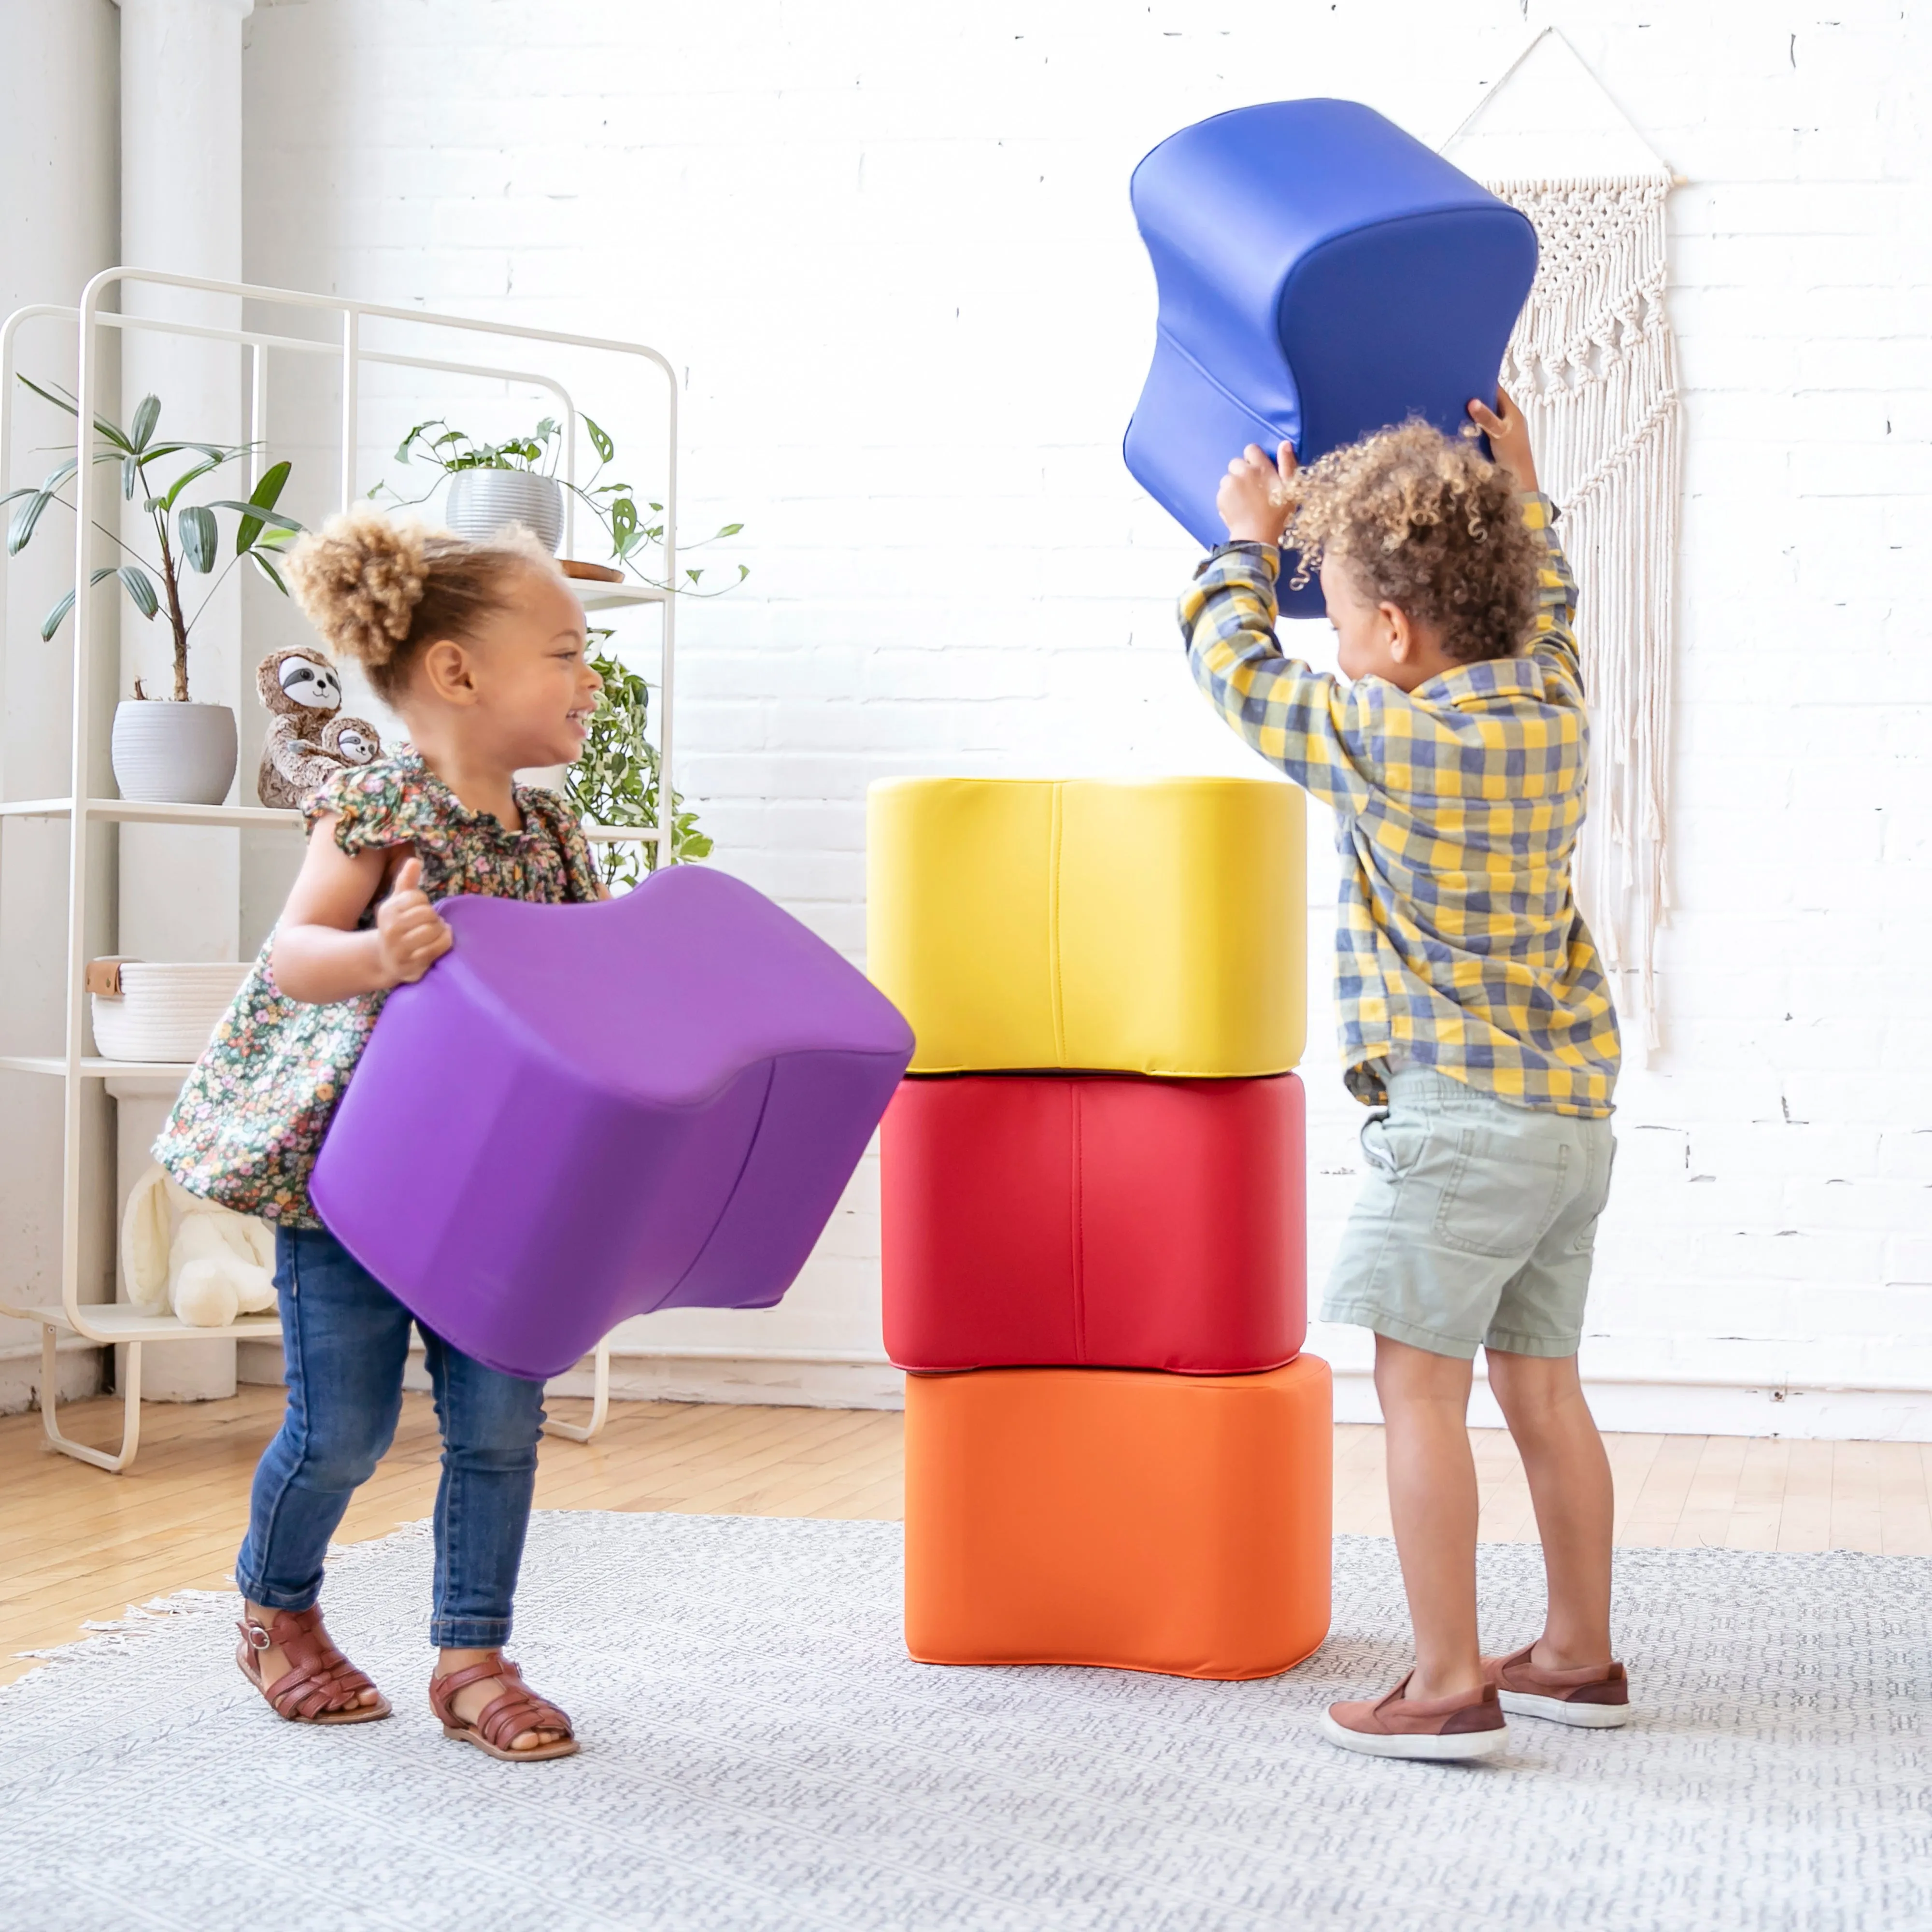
[882,1072,1304,1374]
[904,1356,1333,1679]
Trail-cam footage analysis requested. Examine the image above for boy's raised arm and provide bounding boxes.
[1467,392,1584,702]
[1179,439,1375,811]
[1179,546,1372,810]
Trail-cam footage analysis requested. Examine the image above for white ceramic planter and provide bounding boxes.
[444,469,565,552]
[111,700,239,806]
[91,960,251,1063]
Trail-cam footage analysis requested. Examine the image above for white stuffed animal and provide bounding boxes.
[122,1165,278,1327]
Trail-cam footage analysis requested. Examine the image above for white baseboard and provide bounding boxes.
[239,1337,906,1411]
[238,1338,1932,1440]
[540,1355,905,1412]
[0,1341,104,1418]
[1332,1370,1932,1443]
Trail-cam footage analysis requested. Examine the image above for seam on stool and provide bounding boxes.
[1047,782,1067,1064]
[665,1059,777,1299]
[1071,1081,1087,1364]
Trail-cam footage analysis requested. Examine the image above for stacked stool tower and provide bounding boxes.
[867,777,1333,1680]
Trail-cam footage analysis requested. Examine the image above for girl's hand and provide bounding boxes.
[1217,440,1299,546]
[375,856,453,986]
[1468,388,1538,494]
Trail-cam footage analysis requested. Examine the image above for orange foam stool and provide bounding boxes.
[904,1355,1332,1680]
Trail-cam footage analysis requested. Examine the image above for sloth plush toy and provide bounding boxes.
[256,646,384,808]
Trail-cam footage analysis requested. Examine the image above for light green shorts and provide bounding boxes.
[1321,1064,1616,1362]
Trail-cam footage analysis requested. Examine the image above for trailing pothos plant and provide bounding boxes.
[383,413,746,595]
[564,635,713,890]
[2,375,303,701]
[381,413,746,880]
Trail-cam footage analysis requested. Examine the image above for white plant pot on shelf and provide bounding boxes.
[444,469,564,552]
[90,959,250,1063]
[110,699,239,805]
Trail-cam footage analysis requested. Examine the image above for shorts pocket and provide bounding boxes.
[1569,1133,1618,1255]
[1359,1111,1428,1182]
[1432,1125,1572,1259]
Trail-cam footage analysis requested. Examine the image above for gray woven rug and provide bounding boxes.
[2,1513,1928,1932]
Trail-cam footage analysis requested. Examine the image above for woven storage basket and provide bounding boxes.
[90,960,251,1064]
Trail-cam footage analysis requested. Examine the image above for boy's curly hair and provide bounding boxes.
[1282,420,1537,665]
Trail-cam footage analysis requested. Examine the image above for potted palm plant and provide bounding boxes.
[4,376,303,805]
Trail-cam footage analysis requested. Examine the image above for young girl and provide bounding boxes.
[156,506,606,1762]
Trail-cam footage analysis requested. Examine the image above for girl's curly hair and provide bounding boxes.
[1282,420,1537,665]
[284,504,558,701]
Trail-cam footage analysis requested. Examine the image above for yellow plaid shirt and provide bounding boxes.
[1179,493,1619,1116]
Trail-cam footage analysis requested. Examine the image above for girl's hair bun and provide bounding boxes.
[285,505,429,672]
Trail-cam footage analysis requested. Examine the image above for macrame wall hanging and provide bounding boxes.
[1444,29,1684,1048]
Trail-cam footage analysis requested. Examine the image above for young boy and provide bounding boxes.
[1179,394,1628,1762]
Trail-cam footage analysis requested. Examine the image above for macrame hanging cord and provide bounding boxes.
[1485,173,1680,1047]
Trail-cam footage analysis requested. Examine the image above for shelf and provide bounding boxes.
[0,1057,197,1079]
[0,1299,282,1344]
[572,581,670,612]
[582,824,665,845]
[0,797,301,830]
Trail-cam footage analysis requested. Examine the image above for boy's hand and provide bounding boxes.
[1217,440,1299,546]
[1468,388,1539,494]
[375,855,453,987]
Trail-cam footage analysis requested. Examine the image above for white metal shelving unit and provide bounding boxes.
[0,269,684,1469]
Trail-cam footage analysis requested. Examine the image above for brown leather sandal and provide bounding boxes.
[430,1654,579,1762]
[236,1607,392,1725]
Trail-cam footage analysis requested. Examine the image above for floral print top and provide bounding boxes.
[155,752,601,1228]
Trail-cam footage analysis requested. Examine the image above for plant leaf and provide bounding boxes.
[177,504,217,573]
[160,453,227,510]
[208,497,305,537]
[128,395,161,453]
[715,522,743,537]
[16,373,78,416]
[230,460,291,553]
[39,589,76,639]
[15,373,135,453]
[584,415,614,464]
[130,441,232,465]
[250,552,289,595]
[118,564,159,619]
[8,489,57,554]
[123,455,139,501]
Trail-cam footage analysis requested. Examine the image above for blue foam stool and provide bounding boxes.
[1125,99,1537,616]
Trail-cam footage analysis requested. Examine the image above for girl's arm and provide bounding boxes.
[271,821,453,1004]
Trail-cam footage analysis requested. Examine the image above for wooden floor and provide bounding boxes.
[3,1389,1929,1686]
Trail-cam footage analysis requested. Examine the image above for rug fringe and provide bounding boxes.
[8,1519,438,1676]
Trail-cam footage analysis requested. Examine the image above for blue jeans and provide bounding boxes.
[235,1226,547,1648]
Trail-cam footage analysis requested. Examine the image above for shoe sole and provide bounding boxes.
[1497,1689,1633,1729]
[1317,1711,1509,1761]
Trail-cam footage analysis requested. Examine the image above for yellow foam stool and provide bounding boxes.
[867,777,1304,1076]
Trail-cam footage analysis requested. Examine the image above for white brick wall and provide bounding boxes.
[238,0,1932,1431]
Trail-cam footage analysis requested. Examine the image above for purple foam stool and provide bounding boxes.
[311,866,915,1380]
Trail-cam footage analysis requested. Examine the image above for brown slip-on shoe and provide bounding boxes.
[1483,1643,1632,1728]
[1319,1672,1508,1762]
